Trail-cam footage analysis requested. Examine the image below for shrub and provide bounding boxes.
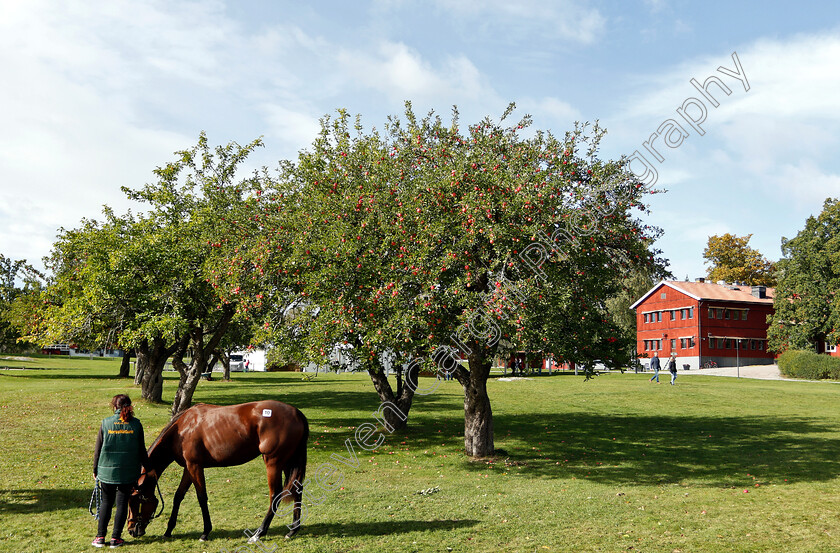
[264,347,303,372]
[778,349,840,380]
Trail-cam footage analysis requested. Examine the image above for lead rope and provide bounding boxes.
[153,480,165,520]
[88,478,101,519]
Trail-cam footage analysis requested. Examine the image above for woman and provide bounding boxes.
[667,353,678,385]
[92,394,147,548]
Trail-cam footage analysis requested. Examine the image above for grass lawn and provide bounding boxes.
[1,354,839,552]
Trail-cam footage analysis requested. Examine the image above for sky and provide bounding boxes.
[1,0,839,281]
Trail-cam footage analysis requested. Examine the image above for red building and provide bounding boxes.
[816,339,840,358]
[630,279,776,369]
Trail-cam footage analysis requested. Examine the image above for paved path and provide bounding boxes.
[677,364,782,380]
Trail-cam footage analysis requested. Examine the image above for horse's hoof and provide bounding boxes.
[163,532,172,538]
[199,535,208,542]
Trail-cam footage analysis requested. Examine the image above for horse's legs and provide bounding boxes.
[163,468,192,537]
[251,459,283,541]
[187,464,212,541]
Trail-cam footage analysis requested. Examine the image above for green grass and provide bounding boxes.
[2,355,840,552]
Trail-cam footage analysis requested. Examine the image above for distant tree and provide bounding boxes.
[211,317,261,381]
[605,261,671,360]
[0,255,44,352]
[768,199,840,352]
[703,233,776,286]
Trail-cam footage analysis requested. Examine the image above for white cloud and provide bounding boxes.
[644,0,669,13]
[771,162,840,206]
[532,97,582,125]
[260,104,322,150]
[337,41,495,105]
[432,0,606,44]
[0,0,234,266]
[608,30,840,277]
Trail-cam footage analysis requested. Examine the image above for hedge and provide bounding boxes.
[778,349,840,380]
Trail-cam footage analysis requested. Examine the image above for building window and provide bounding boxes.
[750,340,756,350]
[758,341,764,351]
[661,292,667,299]
[657,340,662,350]
[680,338,686,348]
[656,312,662,322]
[741,310,748,321]
[717,309,723,319]
[718,338,724,348]
[708,338,714,349]
[724,309,730,320]
[725,339,732,348]
[680,309,685,320]
[708,308,714,319]
[670,311,676,321]
[689,307,694,319]
[644,313,649,323]
[689,337,695,348]
[671,339,676,350]
[828,344,837,353]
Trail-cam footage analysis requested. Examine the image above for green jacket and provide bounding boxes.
[93,411,146,485]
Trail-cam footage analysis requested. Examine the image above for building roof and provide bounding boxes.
[630,280,775,310]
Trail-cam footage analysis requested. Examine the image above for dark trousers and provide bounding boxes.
[97,482,133,539]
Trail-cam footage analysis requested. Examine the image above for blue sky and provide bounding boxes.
[2,0,839,281]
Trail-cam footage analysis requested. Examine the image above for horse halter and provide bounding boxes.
[129,480,165,528]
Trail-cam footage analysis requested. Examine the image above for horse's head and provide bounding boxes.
[127,468,158,538]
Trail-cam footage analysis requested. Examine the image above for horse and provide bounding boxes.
[127,400,309,542]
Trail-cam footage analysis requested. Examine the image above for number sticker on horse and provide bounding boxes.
[262,409,272,417]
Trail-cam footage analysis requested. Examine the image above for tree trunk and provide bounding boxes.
[217,350,231,381]
[118,349,132,378]
[207,352,219,373]
[170,334,195,416]
[461,349,495,457]
[136,338,174,403]
[170,306,235,416]
[171,357,204,415]
[367,359,416,432]
[133,347,145,386]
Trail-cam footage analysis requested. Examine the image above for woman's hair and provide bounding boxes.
[111,394,133,422]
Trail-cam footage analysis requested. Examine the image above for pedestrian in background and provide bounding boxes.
[649,352,661,383]
[667,353,678,385]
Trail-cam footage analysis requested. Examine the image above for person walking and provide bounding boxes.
[92,394,148,548]
[667,353,678,385]
[648,352,661,383]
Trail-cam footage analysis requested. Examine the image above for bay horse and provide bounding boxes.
[127,400,308,542]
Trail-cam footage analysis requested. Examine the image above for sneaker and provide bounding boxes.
[92,537,106,548]
[109,538,125,548]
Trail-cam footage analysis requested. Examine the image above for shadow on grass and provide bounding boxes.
[154,518,479,542]
[139,386,461,447]
[0,488,91,514]
[480,412,840,487]
[203,389,457,422]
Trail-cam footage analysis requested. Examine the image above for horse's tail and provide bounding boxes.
[281,409,309,501]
